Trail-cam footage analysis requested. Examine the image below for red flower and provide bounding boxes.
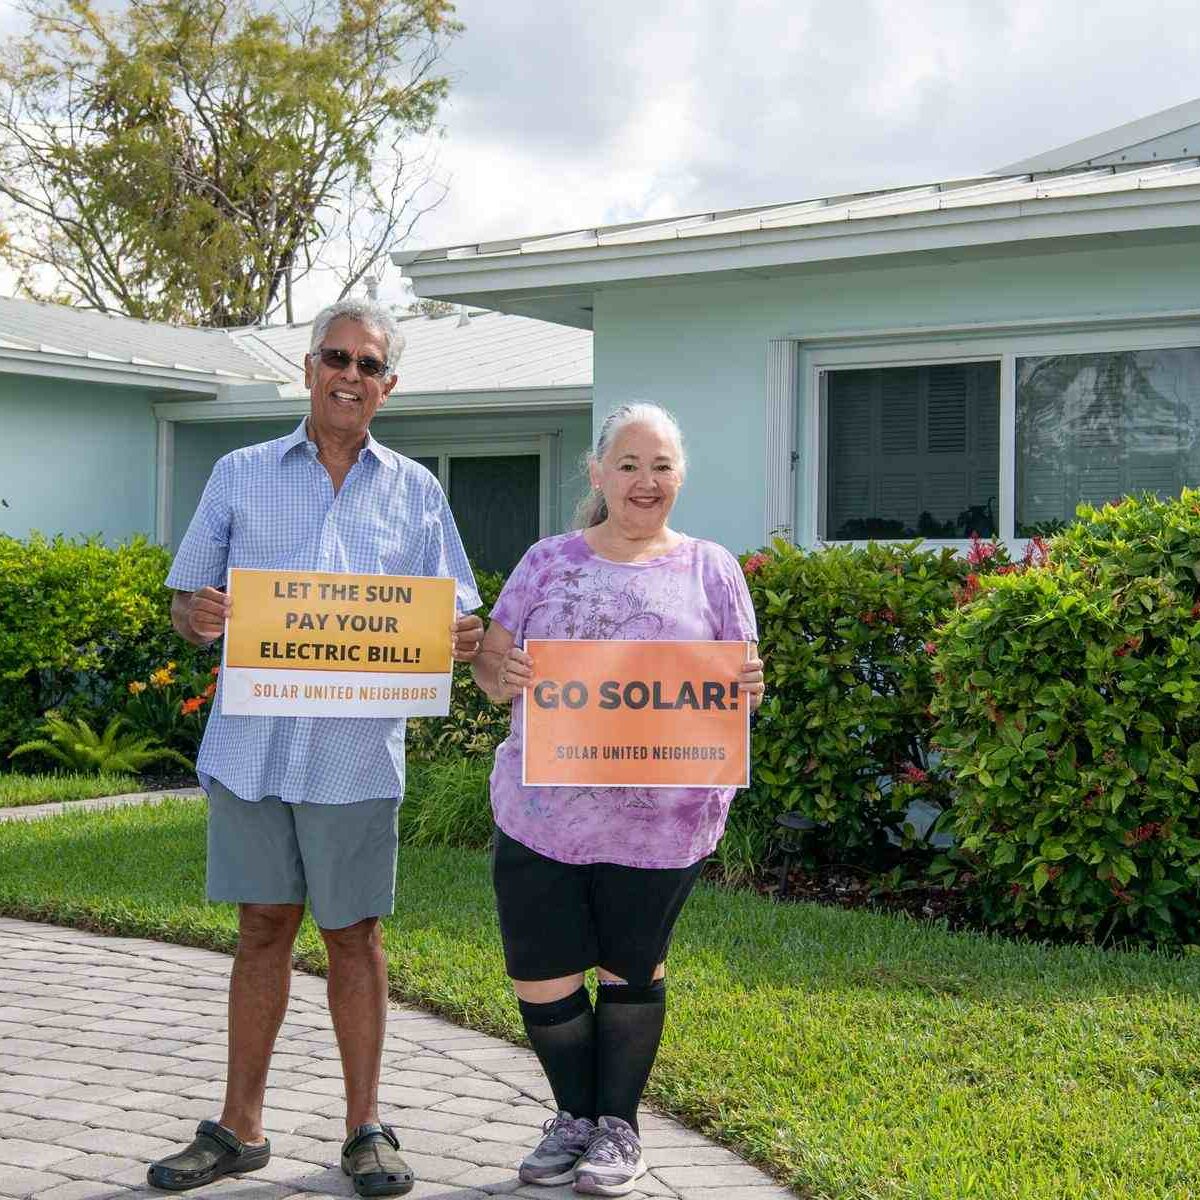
[878,608,896,623]
[1022,537,1051,567]
[966,535,999,566]
[180,697,204,715]
[742,552,769,577]
[899,764,929,784]
[923,641,937,655]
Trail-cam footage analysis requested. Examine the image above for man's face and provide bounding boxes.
[304,317,398,442]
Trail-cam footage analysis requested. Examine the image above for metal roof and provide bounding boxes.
[397,160,1200,267]
[235,308,592,394]
[0,296,286,383]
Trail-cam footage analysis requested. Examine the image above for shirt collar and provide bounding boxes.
[278,418,396,471]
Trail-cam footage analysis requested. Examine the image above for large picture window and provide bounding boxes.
[798,323,1200,549]
[1016,348,1200,535]
[824,361,1000,539]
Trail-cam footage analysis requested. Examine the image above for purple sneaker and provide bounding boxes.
[519,1111,597,1186]
[572,1116,647,1196]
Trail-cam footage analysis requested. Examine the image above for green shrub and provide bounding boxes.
[933,492,1200,943]
[742,539,969,856]
[407,569,511,762]
[0,534,210,759]
[400,757,493,848]
[10,714,194,775]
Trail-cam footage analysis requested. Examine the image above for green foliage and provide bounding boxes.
[399,758,493,849]
[933,491,1200,943]
[122,661,219,757]
[742,539,969,856]
[10,713,194,774]
[0,534,208,760]
[407,570,510,763]
[0,0,460,323]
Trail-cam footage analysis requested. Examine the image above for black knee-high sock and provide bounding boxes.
[518,986,597,1121]
[594,979,666,1133]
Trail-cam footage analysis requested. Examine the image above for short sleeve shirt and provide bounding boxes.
[166,419,480,805]
[488,531,758,869]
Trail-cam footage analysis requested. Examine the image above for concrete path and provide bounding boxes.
[0,918,792,1200]
[0,790,204,824]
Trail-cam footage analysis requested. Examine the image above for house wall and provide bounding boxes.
[0,373,157,542]
[592,237,1200,554]
[171,408,593,551]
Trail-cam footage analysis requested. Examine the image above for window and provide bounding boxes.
[1016,348,1200,535]
[824,361,1000,539]
[795,320,1200,549]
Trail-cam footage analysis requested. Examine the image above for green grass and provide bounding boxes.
[0,770,142,808]
[3,800,1200,1200]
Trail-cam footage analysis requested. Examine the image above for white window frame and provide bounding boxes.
[376,430,560,538]
[782,312,1200,553]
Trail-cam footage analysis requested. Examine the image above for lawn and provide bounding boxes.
[3,799,1200,1200]
[0,770,143,808]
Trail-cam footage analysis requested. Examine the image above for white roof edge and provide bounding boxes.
[994,97,1200,173]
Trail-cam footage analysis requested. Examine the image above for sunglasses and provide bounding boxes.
[316,347,391,379]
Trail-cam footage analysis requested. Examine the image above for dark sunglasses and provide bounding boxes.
[316,346,391,378]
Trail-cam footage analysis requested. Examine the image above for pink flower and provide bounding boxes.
[900,764,929,784]
[923,641,937,655]
[743,552,769,577]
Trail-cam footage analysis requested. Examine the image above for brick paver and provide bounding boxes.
[0,918,789,1198]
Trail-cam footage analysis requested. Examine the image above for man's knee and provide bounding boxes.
[237,903,304,954]
[319,916,381,959]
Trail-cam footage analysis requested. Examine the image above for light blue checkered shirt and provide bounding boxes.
[166,419,480,805]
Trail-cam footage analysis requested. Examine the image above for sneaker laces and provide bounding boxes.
[540,1113,594,1154]
[585,1122,639,1166]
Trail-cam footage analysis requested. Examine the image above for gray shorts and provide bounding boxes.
[205,778,400,930]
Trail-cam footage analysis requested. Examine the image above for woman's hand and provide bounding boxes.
[738,653,766,713]
[495,645,534,701]
[471,620,533,704]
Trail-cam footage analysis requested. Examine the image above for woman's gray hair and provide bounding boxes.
[309,298,405,369]
[574,402,687,529]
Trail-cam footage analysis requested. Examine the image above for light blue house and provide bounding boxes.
[397,100,1200,558]
[0,300,592,573]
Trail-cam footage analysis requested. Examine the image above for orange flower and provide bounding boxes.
[127,680,148,695]
[180,697,204,715]
[202,683,217,699]
[211,666,221,677]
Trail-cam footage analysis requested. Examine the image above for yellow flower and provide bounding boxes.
[127,680,148,695]
[149,667,176,688]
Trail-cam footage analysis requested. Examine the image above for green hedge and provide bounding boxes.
[0,534,210,760]
[742,539,968,855]
[933,492,1200,943]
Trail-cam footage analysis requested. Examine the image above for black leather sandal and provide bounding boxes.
[146,1119,271,1191]
[341,1123,415,1197]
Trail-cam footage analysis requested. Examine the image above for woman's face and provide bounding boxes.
[590,420,684,535]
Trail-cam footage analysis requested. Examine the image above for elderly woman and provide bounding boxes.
[471,402,763,1196]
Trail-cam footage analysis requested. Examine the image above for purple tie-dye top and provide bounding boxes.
[488,531,758,869]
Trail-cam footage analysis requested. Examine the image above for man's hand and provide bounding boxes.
[451,613,484,663]
[171,587,232,646]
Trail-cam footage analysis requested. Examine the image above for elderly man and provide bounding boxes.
[147,299,482,1197]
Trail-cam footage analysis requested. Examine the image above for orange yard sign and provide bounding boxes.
[222,568,455,718]
[522,640,750,788]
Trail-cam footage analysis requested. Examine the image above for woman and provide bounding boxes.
[472,402,764,1196]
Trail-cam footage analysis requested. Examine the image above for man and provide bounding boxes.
[147,299,483,1197]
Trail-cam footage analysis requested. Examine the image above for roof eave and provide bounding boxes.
[400,187,1200,307]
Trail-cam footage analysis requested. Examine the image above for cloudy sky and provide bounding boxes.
[1,0,1199,317]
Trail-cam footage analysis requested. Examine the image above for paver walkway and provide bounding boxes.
[0,918,792,1200]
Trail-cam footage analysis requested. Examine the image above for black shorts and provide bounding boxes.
[491,826,706,986]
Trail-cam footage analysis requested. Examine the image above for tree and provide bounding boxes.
[0,0,460,325]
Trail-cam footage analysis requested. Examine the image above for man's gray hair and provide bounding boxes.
[574,401,687,529]
[309,298,405,369]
